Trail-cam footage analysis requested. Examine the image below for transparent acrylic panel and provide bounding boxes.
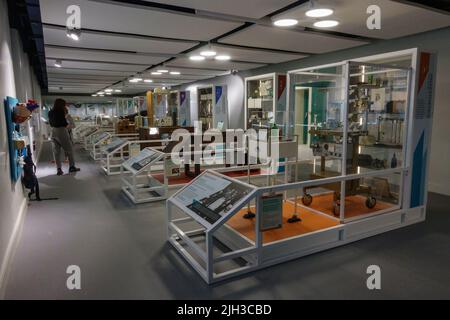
[288,64,346,183]
[347,62,409,174]
[168,91,178,126]
[198,87,213,131]
[260,184,341,242]
[341,171,402,220]
[247,76,274,131]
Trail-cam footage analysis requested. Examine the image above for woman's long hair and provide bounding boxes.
[53,98,66,113]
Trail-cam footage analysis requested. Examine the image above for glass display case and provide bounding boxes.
[198,87,213,130]
[168,49,437,285]
[245,73,287,134]
[197,86,228,131]
[287,61,410,217]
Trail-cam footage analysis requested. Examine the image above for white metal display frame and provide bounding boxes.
[244,73,287,131]
[100,139,166,175]
[168,48,435,284]
[120,148,168,204]
[73,125,98,144]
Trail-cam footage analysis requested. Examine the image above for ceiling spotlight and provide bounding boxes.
[313,20,339,28]
[144,79,153,83]
[157,69,169,73]
[170,71,180,75]
[92,94,97,97]
[97,91,104,95]
[273,19,298,27]
[129,78,142,83]
[306,8,333,17]
[105,92,112,95]
[190,55,205,61]
[66,28,81,41]
[54,59,62,68]
[99,94,104,97]
[104,89,113,92]
[200,50,217,57]
[151,72,162,75]
[215,55,231,61]
[114,89,122,93]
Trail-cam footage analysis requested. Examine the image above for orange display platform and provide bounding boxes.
[304,192,394,219]
[226,202,340,244]
[153,169,261,185]
[226,193,395,244]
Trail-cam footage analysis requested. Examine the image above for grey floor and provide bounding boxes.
[4,142,450,299]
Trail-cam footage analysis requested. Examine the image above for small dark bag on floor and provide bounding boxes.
[22,146,41,201]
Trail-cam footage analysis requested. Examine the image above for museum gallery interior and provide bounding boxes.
[0,0,449,300]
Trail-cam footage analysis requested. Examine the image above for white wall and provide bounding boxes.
[0,0,42,295]
[428,46,450,195]
[0,0,26,296]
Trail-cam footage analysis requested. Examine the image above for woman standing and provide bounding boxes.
[48,99,80,175]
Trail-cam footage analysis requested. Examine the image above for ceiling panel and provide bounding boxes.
[46,59,146,72]
[219,25,368,53]
[189,44,307,64]
[42,26,197,54]
[165,58,266,71]
[274,0,450,39]
[47,67,134,77]
[48,86,106,94]
[47,74,125,82]
[145,0,298,19]
[40,0,243,41]
[45,46,167,65]
[147,67,227,77]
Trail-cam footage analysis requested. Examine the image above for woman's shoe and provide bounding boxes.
[69,166,80,173]
[57,168,64,176]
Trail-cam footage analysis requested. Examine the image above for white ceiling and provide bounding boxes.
[40,0,242,41]
[40,0,450,95]
[45,47,167,65]
[165,57,266,71]
[274,0,450,39]
[219,25,368,53]
[145,0,298,19]
[43,26,197,54]
[189,44,307,64]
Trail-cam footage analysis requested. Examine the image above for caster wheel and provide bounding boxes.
[302,193,313,206]
[333,202,340,216]
[366,196,377,209]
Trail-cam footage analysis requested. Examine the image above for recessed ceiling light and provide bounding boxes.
[151,72,162,75]
[92,94,97,97]
[129,78,142,83]
[97,91,104,95]
[104,89,113,92]
[105,92,112,95]
[313,20,339,28]
[114,89,122,93]
[170,71,180,75]
[306,8,333,17]
[54,59,62,68]
[200,50,216,57]
[66,28,81,41]
[99,94,104,97]
[273,19,298,27]
[190,55,205,61]
[157,69,169,73]
[144,79,153,83]
[215,55,231,61]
